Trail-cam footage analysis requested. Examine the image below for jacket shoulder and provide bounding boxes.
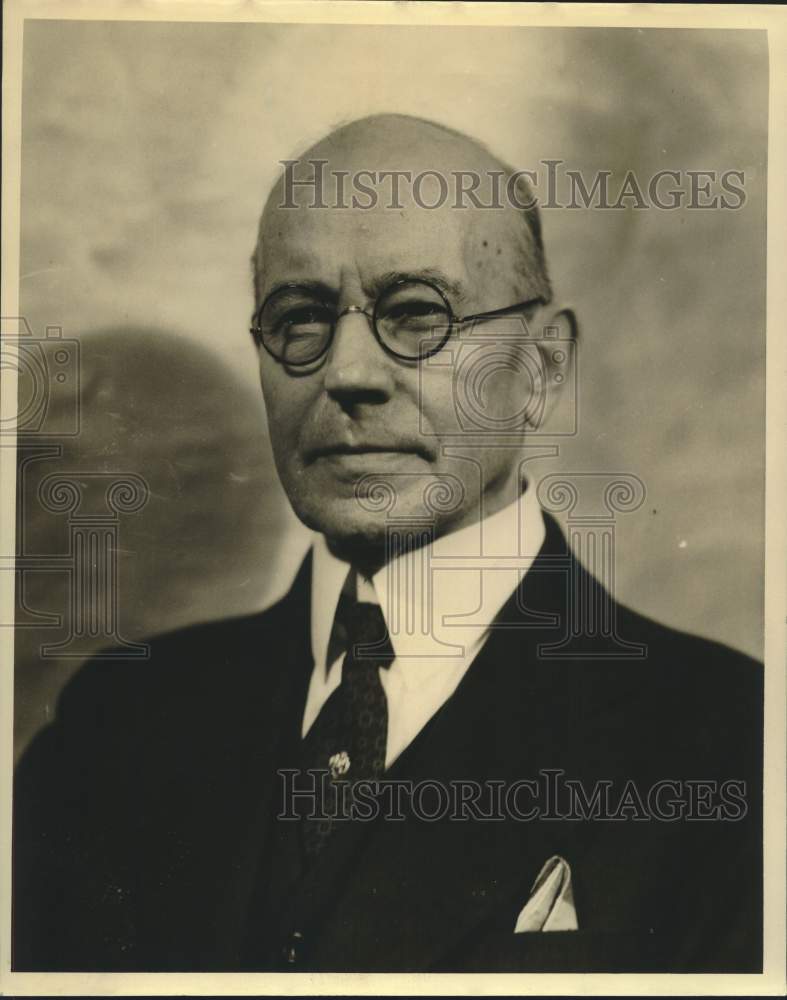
[606,601,763,772]
[613,598,762,693]
[61,591,298,708]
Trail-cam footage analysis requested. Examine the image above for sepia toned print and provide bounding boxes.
[3,6,781,994]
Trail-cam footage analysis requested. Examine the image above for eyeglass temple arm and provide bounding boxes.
[456,296,545,324]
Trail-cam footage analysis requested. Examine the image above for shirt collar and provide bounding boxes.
[310,484,546,678]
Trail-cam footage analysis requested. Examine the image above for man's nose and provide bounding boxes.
[323,310,396,405]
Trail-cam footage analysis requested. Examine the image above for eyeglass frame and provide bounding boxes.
[250,277,546,366]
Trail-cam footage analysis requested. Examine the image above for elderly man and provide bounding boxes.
[14,115,761,974]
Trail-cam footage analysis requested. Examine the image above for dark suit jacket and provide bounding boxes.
[13,514,762,973]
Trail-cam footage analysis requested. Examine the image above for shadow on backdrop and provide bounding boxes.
[13,327,289,760]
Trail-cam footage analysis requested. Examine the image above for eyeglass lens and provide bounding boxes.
[259,279,452,364]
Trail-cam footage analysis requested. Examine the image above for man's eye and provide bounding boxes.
[279,306,332,330]
[385,301,445,321]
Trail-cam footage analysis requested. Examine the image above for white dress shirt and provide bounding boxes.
[302,486,546,769]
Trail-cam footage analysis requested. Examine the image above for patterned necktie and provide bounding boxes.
[300,593,394,860]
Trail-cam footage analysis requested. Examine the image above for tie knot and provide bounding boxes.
[344,600,394,666]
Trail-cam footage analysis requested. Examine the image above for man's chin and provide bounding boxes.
[287,471,471,566]
[294,495,381,536]
[296,504,387,569]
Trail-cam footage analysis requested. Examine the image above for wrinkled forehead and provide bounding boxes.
[256,141,529,310]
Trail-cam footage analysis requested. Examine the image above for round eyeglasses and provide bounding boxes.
[250,277,545,367]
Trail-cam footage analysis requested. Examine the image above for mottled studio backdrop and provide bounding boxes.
[13,21,766,757]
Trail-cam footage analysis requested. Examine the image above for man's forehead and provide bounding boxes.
[260,204,523,304]
[258,180,525,305]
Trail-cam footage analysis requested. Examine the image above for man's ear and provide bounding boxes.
[526,305,578,431]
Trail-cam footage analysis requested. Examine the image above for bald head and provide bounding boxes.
[251,113,551,310]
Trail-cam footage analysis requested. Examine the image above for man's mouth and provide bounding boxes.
[307,442,431,462]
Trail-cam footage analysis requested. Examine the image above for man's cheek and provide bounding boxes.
[265,407,304,482]
[417,375,462,438]
[263,387,305,448]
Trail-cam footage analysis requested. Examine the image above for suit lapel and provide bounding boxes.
[277,517,627,970]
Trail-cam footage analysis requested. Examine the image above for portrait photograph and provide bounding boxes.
[1,1,784,995]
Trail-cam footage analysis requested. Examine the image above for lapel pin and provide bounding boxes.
[328,751,351,778]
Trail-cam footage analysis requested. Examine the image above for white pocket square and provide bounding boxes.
[514,855,578,933]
